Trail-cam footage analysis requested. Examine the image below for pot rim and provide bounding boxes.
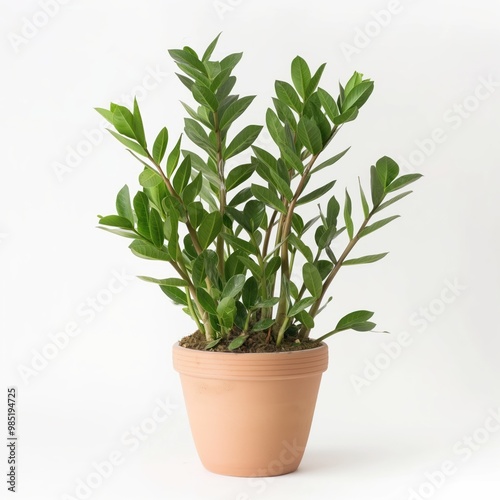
[172,341,329,380]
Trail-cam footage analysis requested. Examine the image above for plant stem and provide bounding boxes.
[275,315,289,347]
[299,213,373,339]
[144,152,204,256]
[214,112,226,278]
[274,153,320,333]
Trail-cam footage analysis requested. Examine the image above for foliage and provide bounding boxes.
[96,35,421,349]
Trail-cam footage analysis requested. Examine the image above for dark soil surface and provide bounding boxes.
[179,329,322,353]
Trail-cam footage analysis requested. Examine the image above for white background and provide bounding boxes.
[1,0,500,499]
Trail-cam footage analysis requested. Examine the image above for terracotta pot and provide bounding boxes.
[172,342,328,477]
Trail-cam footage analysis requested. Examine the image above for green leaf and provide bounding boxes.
[296,310,315,329]
[280,145,304,174]
[112,105,136,139]
[166,136,182,177]
[352,321,376,332]
[302,262,322,298]
[254,297,280,308]
[243,200,266,232]
[220,52,243,72]
[192,84,218,112]
[223,233,258,255]
[252,319,275,332]
[344,72,363,96]
[184,118,215,156]
[266,108,287,147]
[344,189,354,240]
[167,213,179,260]
[237,255,261,278]
[310,147,350,174]
[275,80,302,113]
[168,48,207,75]
[376,156,399,187]
[202,32,221,61]
[386,173,423,193]
[288,234,314,263]
[98,226,136,239]
[129,239,169,261]
[98,215,133,229]
[222,274,246,299]
[298,117,323,154]
[288,297,316,316]
[251,184,286,214]
[317,88,339,121]
[132,98,147,148]
[343,252,388,265]
[228,335,248,350]
[358,178,369,218]
[138,276,187,286]
[107,130,147,156]
[160,285,187,305]
[229,187,252,207]
[148,208,164,248]
[333,106,359,125]
[342,81,374,112]
[139,168,162,188]
[152,127,168,164]
[219,96,256,130]
[217,296,236,328]
[95,107,114,124]
[264,255,281,278]
[373,190,413,214]
[336,310,374,330]
[226,163,256,191]
[185,150,219,185]
[273,98,297,129]
[115,185,134,223]
[196,287,218,315]
[182,171,203,205]
[205,338,222,350]
[305,63,326,99]
[296,180,336,206]
[241,277,258,309]
[133,191,150,239]
[173,155,192,194]
[291,56,311,99]
[370,164,385,207]
[360,215,400,238]
[198,211,222,249]
[327,195,340,228]
[224,125,263,160]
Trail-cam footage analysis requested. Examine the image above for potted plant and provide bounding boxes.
[96,34,421,477]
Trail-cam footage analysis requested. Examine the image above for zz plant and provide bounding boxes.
[96,35,421,350]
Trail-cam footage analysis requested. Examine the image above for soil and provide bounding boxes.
[178,329,322,353]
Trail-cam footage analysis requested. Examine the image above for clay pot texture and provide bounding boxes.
[173,342,328,477]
